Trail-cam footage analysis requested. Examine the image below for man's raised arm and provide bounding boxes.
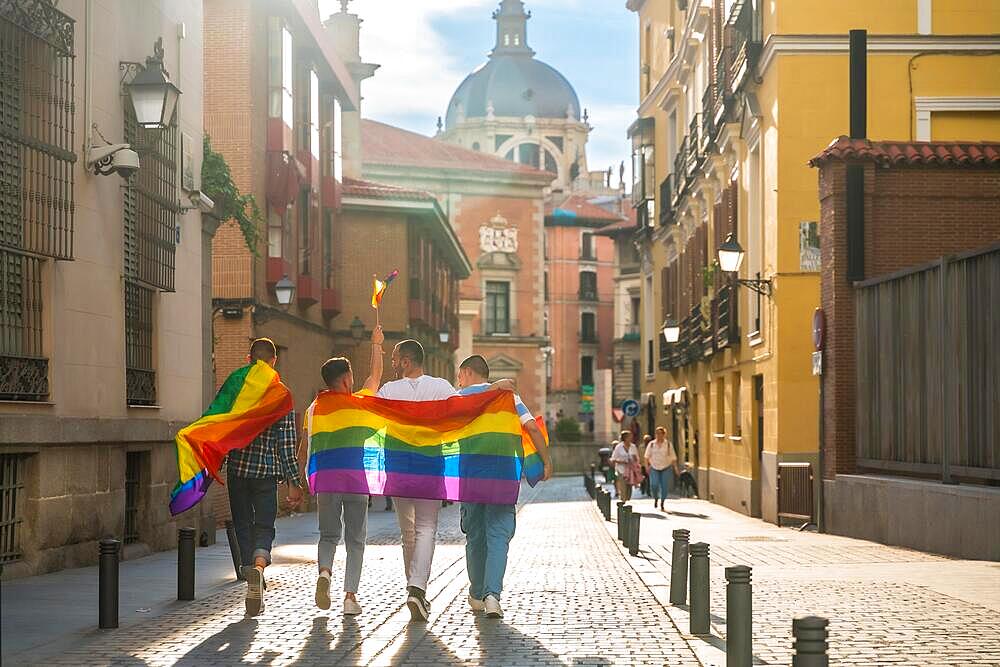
[361,325,385,394]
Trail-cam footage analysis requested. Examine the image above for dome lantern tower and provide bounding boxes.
[492,0,534,57]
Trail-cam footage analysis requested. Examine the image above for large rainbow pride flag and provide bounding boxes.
[522,415,548,486]
[306,389,530,504]
[169,361,293,515]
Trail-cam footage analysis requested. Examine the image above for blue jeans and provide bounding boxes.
[648,467,674,503]
[227,472,278,566]
[460,503,516,600]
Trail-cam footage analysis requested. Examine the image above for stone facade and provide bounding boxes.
[0,0,212,577]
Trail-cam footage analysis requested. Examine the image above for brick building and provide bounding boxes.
[544,194,621,435]
[205,1,469,520]
[810,137,1000,560]
[1,0,213,576]
[361,120,553,415]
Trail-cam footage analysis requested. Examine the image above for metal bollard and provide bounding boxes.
[590,463,597,482]
[628,510,641,556]
[669,528,690,606]
[792,616,829,667]
[616,501,626,540]
[602,490,612,521]
[224,520,244,581]
[725,565,752,667]
[98,538,120,629]
[177,527,196,601]
[689,542,710,634]
[620,505,633,546]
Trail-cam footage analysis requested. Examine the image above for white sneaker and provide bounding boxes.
[484,594,503,619]
[314,574,331,610]
[468,595,486,612]
[344,597,362,616]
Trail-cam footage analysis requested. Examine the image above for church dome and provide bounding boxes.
[445,1,580,130]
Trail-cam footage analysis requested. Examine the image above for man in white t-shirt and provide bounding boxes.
[377,339,514,622]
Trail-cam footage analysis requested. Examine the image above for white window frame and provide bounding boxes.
[914,96,1000,141]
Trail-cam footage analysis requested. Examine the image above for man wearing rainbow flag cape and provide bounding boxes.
[456,355,552,619]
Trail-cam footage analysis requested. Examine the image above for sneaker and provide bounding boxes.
[315,574,331,610]
[468,595,486,612]
[344,597,362,616]
[484,594,503,619]
[406,591,430,622]
[243,566,264,617]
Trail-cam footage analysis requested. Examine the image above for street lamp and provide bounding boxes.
[125,38,181,130]
[438,330,450,344]
[350,316,365,342]
[274,275,295,306]
[662,317,680,343]
[717,233,773,297]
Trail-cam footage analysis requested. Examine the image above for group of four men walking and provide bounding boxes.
[225,330,552,621]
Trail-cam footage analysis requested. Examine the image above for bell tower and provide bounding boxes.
[492,0,534,57]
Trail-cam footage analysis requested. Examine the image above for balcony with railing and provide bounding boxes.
[713,282,739,349]
[578,288,598,302]
[729,0,761,93]
[701,88,716,151]
[685,115,702,178]
[659,175,675,226]
[674,137,688,196]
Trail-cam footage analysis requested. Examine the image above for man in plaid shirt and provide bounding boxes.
[227,338,303,617]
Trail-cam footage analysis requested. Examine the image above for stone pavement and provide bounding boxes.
[5,478,701,666]
[603,487,1000,667]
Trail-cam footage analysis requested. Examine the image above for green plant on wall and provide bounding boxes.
[201,134,262,252]
[701,262,718,293]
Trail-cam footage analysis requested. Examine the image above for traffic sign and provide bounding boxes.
[621,399,640,417]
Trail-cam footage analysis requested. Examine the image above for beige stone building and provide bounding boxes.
[0,0,214,577]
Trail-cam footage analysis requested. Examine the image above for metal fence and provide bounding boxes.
[0,453,26,563]
[855,242,1000,482]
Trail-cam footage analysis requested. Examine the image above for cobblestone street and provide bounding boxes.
[12,479,699,666]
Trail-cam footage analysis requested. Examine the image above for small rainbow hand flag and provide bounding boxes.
[307,389,526,504]
[371,269,399,308]
[169,361,293,515]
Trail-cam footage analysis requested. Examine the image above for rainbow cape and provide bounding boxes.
[169,361,293,515]
[307,389,528,504]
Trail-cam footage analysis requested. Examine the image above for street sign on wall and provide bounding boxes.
[621,399,640,417]
[581,384,594,414]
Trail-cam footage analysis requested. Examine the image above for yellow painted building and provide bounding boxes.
[626,0,1000,521]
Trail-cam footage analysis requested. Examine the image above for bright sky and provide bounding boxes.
[318,0,639,178]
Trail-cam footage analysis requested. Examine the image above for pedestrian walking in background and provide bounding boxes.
[298,325,384,616]
[610,430,641,501]
[645,426,681,511]
[639,434,653,497]
[226,338,303,617]
[456,355,553,620]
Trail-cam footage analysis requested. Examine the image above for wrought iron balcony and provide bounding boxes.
[685,116,702,178]
[701,88,716,151]
[714,282,740,349]
[729,0,761,94]
[578,289,598,302]
[674,137,688,194]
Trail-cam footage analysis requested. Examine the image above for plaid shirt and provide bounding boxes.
[226,411,303,486]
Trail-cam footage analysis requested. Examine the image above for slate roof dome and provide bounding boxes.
[445,0,580,130]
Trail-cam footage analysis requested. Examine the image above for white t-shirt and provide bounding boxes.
[376,375,458,402]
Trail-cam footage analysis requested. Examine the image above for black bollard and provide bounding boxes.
[669,528,690,606]
[177,527,196,601]
[628,510,641,556]
[98,538,120,629]
[224,520,244,581]
[792,616,829,667]
[602,490,612,521]
[689,542,710,634]
[725,565,752,667]
[620,505,633,546]
[616,501,626,540]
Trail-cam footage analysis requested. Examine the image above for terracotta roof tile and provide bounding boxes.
[809,136,1000,167]
[546,194,625,223]
[361,119,553,177]
[341,177,435,202]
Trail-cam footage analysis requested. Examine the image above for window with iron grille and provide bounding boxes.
[124,451,146,545]
[0,0,76,260]
[123,102,177,292]
[125,281,155,405]
[1,0,75,402]
[0,453,27,564]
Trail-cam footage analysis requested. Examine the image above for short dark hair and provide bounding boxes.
[249,337,277,361]
[321,357,351,388]
[397,339,424,365]
[459,354,490,379]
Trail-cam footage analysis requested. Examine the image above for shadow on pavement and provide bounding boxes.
[174,618,280,666]
[473,615,609,666]
[666,510,710,520]
[288,615,364,664]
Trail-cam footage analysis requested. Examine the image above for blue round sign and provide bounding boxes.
[621,399,640,417]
